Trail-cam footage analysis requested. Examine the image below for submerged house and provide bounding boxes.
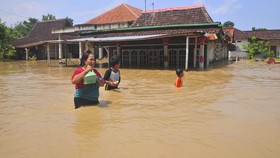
[63,4,229,70]
[12,3,229,70]
[11,19,78,60]
[227,28,280,59]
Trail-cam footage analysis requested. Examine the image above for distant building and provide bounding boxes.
[85,4,142,30]
[10,19,78,60]
[226,28,280,60]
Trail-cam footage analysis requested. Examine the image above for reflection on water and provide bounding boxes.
[0,60,280,158]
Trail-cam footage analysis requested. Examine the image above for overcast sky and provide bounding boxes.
[0,0,279,31]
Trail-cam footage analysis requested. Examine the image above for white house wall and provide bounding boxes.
[269,41,280,57]
[207,42,228,63]
[236,39,248,51]
[207,42,215,63]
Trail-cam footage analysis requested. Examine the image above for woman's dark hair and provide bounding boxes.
[109,55,120,67]
[176,69,183,77]
[80,53,95,66]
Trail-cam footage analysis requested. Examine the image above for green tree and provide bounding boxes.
[42,14,56,21]
[252,27,267,31]
[13,18,38,37]
[0,19,17,60]
[242,36,273,59]
[66,17,74,26]
[223,21,235,28]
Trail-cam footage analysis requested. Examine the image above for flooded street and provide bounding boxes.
[0,60,279,158]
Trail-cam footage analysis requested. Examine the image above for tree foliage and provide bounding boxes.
[1,13,74,60]
[42,14,56,21]
[0,19,17,60]
[13,18,38,37]
[252,27,267,31]
[66,17,74,26]
[242,36,273,59]
[223,21,235,28]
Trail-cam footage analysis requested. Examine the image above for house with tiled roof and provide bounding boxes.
[71,4,228,70]
[85,3,142,30]
[11,18,78,60]
[226,28,280,59]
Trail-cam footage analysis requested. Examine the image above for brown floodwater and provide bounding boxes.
[0,60,279,158]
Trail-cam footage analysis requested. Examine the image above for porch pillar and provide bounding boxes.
[117,43,121,56]
[199,44,205,69]
[58,34,62,59]
[185,36,189,70]
[194,37,197,68]
[99,47,103,59]
[85,41,89,51]
[25,48,29,60]
[163,38,169,69]
[79,42,82,58]
[198,37,206,69]
[47,43,50,66]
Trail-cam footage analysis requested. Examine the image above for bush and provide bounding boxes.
[242,36,273,59]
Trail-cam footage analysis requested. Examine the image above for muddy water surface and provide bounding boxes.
[0,60,279,158]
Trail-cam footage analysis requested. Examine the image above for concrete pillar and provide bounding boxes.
[47,43,50,66]
[25,48,29,60]
[79,42,82,58]
[164,45,168,69]
[58,34,62,59]
[85,41,89,51]
[194,37,197,68]
[185,36,189,70]
[199,44,205,69]
[99,47,103,59]
[117,45,121,56]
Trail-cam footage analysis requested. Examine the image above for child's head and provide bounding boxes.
[109,55,121,68]
[176,69,184,77]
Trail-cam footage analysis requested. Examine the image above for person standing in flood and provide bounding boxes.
[104,55,121,90]
[174,69,184,88]
[71,53,104,109]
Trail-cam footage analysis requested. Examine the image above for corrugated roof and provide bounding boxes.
[85,3,142,24]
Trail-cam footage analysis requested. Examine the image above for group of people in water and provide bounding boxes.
[71,51,278,109]
[71,52,184,109]
[71,53,121,109]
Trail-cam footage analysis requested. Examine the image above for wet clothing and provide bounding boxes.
[175,77,183,88]
[104,68,121,90]
[72,67,102,109]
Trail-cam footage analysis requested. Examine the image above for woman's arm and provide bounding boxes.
[96,76,105,86]
[71,67,91,84]
[94,69,105,86]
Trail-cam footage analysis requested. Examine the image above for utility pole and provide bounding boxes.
[144,0,146,25]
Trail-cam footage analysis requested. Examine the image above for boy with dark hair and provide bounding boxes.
[174,69,184,88]
[104,55,121,90]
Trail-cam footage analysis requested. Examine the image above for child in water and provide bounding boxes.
[174,69,184,88]
[104,55,121,90]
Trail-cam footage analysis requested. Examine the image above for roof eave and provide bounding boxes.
[80,22,222,35]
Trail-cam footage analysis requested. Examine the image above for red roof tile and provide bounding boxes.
[85,4,142,24]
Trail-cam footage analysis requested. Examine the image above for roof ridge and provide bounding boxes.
[37,18,67,23]
[123,3,141,18]
[145,4,204,13]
